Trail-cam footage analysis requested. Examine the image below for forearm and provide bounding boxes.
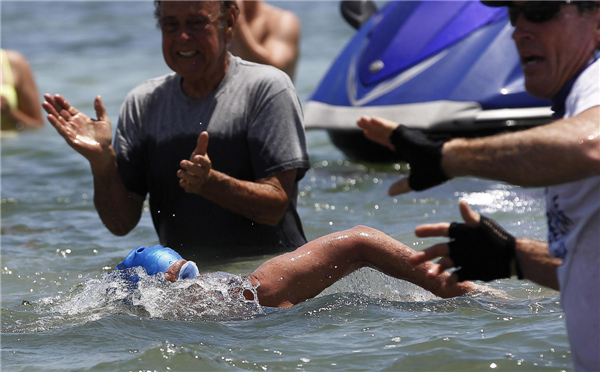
[199,169,290,226]
[514,238,560,290]
[442,110,600,186]
[350,226,478,298]
[91,151,143,236]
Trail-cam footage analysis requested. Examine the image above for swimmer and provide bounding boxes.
[116,226,479,308]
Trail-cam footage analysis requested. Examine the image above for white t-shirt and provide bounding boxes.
[546,58,600,371]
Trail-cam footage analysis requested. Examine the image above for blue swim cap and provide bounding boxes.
[116,245,183,276]
[115,245,199,284]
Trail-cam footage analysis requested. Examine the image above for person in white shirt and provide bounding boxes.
[357,2,600,370]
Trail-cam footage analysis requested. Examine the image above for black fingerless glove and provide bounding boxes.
[389,125,450,191]
[448,215,523,282]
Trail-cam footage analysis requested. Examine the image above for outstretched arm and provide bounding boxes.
[248,225,478,308]
[442,107,600,186]
[42,94,144,235]
[357,107,600,194]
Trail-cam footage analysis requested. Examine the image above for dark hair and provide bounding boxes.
[153,1,238,27]
[574,1,600,15]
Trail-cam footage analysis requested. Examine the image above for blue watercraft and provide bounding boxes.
[304,1,553,162]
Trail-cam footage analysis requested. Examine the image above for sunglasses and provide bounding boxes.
[508,1,566,26]
[508,1,600,27]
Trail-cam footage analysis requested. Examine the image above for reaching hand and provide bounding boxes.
[410,201,521,284]
[42,94,113,169]
[178,131,212,194]
[357,115,399,151]
[357,115,451,194]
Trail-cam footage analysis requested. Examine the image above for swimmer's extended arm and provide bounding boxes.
[358,107,600,194]
[43,94,143,235]
[247,226,478,308]
[178,131,296,227]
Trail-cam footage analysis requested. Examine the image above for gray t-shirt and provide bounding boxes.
[115,56,310,260]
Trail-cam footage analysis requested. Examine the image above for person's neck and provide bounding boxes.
[181,53,231,99]
[550,48,599,118]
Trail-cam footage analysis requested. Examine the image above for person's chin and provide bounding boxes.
[169,57,206,75]
[524,76,555,99]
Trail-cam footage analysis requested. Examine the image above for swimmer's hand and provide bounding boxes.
[357,115,450,194]
[178,131,212,194]
[410,201,522,284]
[42,94,113,170]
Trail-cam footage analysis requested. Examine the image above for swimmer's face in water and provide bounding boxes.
[165,259,256,302]
[164,259,188,282]
[164,259,210,302]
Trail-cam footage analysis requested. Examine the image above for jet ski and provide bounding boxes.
[304,1,553,162]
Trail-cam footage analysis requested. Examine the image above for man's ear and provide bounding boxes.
[224,5,238,44]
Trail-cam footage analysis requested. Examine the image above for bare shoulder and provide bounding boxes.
[264,5,300,40]
[4,49,35,87]
[5,49,35,79]
[5,49,29,68]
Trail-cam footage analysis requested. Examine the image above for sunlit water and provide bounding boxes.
[1,2,570,371]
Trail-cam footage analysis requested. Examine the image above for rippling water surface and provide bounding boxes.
[1,2,570,371]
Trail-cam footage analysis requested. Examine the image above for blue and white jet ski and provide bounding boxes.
[304,1,553,162]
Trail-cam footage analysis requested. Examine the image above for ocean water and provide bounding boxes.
[1,2,570,371]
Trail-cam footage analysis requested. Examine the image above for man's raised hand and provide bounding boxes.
[42,94,113,169]
[178,131,212,194]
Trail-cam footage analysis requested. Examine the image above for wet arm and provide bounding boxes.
[442,107,600,186]
[249,226,477,308]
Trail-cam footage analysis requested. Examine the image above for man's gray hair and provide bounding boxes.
[153,1,238,26]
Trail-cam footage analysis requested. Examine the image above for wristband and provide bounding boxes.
[389,125,450,191]
[447,215,522,282]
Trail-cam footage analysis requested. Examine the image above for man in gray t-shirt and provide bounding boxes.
[115,55,309,257]
[43,1,310,260]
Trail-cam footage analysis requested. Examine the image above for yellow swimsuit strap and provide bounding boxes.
[1,49,19,109]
